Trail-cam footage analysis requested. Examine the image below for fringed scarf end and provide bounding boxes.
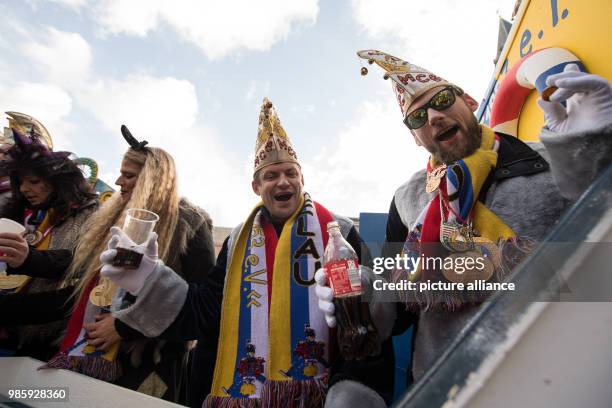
[261,379,327,408]
[39,353,122,383]
[204,395,261,408]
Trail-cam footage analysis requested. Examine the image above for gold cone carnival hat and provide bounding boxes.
[357,50,450,117]
[253,97,299,174]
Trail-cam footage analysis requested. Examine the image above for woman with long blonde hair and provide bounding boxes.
[6,126,215,404]
[68,143,181,301]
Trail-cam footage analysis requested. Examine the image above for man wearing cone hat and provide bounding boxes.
[315,49,612,397]
[98,98,390,407]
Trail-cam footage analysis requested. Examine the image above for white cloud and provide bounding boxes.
[168,125,254,227]
[20,27,92,88]
[77,73,198,141]
[351,0,515,102]
[245,80,271,101]
[290,104,316,116]
[91,0,319,59]
[47,0,87,10]
[305,99,429,218]
[0,81,74,149]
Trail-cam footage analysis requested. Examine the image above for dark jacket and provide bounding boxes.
[0,198,98,360]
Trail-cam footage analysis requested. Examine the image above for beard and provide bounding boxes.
[436,115,482,164]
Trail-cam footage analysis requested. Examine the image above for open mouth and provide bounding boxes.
[436,125,459,142]
[274,192,293,202]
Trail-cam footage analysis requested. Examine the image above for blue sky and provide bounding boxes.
[0,0,515,226]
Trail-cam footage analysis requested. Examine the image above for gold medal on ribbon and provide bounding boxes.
[473,237,500,281]
[440,221,474,252]
[89,278,116,307]
[426,164,447,193]
[442,237,498,284]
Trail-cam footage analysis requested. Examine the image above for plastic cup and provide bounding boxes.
[113,209,159,269]
[122,209,159,245]
[0,218,26,235]
[0,218,26,272]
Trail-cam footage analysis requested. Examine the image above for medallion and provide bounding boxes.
[442,249,494,284]
[426,164,447,193]
[24,230,43,246]
[89,278,115,307]
[440,221,474,252]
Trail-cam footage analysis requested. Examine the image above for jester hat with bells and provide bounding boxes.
[357,50,453,118]
[253,97,299,175]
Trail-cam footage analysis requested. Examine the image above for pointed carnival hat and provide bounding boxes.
[2,111,53,148]
[357,50,451,117]
[253,97,299,174]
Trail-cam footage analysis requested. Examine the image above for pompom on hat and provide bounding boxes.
[357,50,450,117]
[253,97,299,175]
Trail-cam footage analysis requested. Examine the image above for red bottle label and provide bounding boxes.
[326,259,361,296]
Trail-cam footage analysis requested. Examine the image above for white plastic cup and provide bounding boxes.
[0,218,26,271]
[0,218,26,235]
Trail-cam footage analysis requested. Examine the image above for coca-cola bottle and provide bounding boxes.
[324,221,380,360]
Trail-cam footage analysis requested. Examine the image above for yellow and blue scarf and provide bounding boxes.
[206,193,334,408]
[396,126,517,298]
[414,125,515,245]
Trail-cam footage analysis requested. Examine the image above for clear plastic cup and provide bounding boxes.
[122,208,159,245]
[113,209,159,269]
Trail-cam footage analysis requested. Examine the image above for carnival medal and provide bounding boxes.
[440,221,474,252]
[426,164,447,193]
[24,230,43,246]
[89,277,115,307]
[442,237,498,284]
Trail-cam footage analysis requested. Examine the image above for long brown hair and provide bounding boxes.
[66,147,180,301]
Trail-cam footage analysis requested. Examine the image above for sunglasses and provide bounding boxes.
[403,86,464,130]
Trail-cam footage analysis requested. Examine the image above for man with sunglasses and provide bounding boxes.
[316,49,612,403]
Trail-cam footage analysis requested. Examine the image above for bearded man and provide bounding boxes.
[316,49,612,403]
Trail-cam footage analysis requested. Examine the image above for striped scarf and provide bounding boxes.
[42,277,122,382]
[206,193,334,408]
[418,125,515,244]
[397,126,517,307]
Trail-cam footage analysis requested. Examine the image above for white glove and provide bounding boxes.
[537,63,612,134]
[100,226,159,295]
[314,268,336,328]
